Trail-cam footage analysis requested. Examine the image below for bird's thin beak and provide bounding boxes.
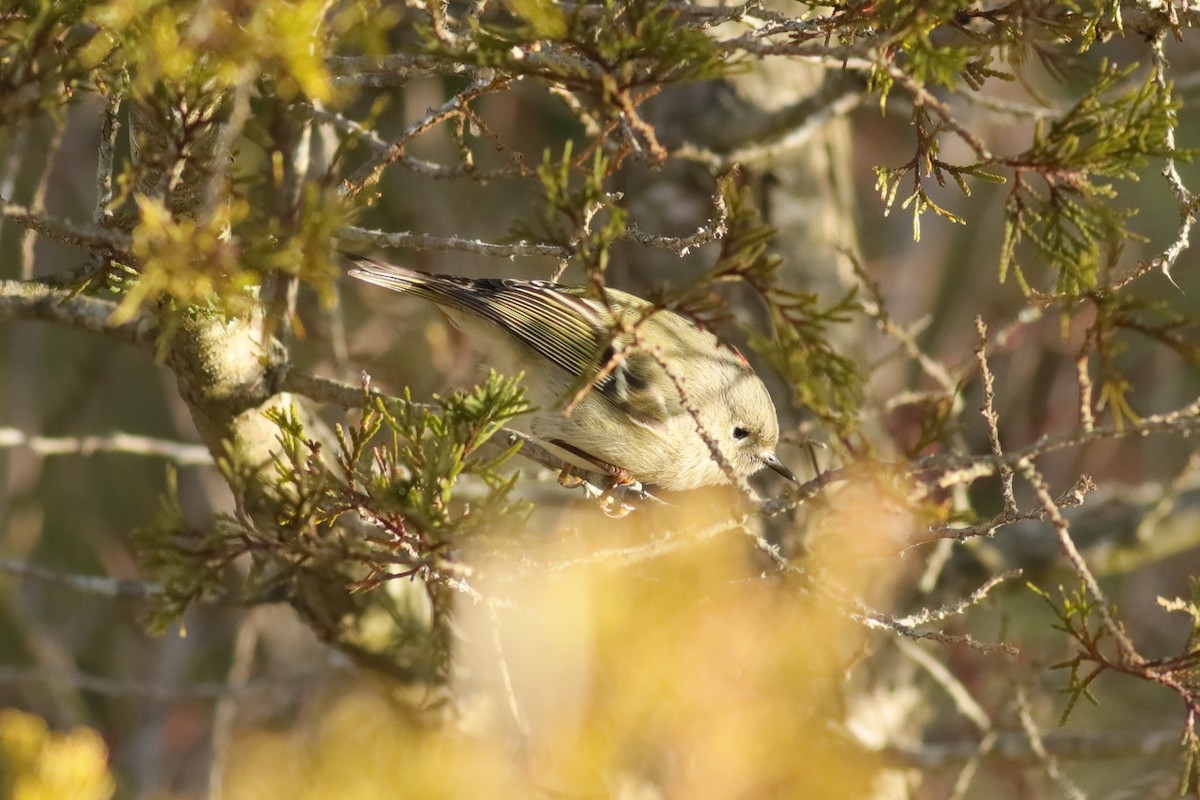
[763,452,798,483]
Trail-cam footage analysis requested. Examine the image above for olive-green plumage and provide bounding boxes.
[348,255,795,491]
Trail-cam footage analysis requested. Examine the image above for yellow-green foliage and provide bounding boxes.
[133,375,529,673]
[83,0,332,102]
[0,710,115,800]
[115,194,256,322]
[113,181,353,324]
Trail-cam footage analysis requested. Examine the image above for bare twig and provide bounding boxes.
[898,638,999,800]
[1019,458,1138,662]
[326,53,468,84]
[975,318,1016,514]
[494,513,752,577]
[1148,34,1198,285]
[94,90,123,227]
[815,573,1019,655]
[637,332,758,498]
[0,279,153,349]
[858,610,1018,655]
[299,103,527,180]
[486,600,531,745]
[0,427,212,465]
[916,397,1200,488]
[895,570,1022,627]
[21,123,65,279]
[1074,330,1097,433]
[0,198,131,253]
[336,224,568,259]
[342,75,510,196]
[0,558,162,599]
[899,638,991,731]
[854,254,957,395]
[1015,683,1088,800]
[674,86,865,170]
[202,71,255,219]
[623,186,729,256]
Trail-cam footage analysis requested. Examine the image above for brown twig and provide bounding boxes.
[341,75,510,197]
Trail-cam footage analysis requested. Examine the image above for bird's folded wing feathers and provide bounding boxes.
[348,255,673,425]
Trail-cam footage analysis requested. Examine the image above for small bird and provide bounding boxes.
[348,255,796,493]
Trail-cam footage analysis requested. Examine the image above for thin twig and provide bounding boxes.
[0,279,153,349]
[0,558,162,599]
[815,573,1019,655]
[336,224,568,259]
[326,53,467,84]
[1149,34,1198,285]
[299,103,526,180]
[1019,458,1138,662]
[913,396,1200,489]
[674,87,864,170]
[623,186,729,256]
[21,123,65,279]
[342,75,509,196]
[1015,683,1088,800]
[854,254,957,395]
[486,600,531,745]
[202,71,255,219]
[94,90,123,227]
[975,318,1016,513]
[895,570,1022,627]
[0,427,212,465]
[899,638,991,732]
[0,198,131,253]
[858,610,1018,655]
[494,513,751,577]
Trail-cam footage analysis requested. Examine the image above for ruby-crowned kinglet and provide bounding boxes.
[348,255,796,492]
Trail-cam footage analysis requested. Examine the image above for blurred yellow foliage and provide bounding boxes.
[223,689,526,800]
[84,0,332,102]
[226,480,905,798]
[116,195,255,323]
[0,709,115,800]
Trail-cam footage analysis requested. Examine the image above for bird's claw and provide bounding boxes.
[551,445,665,515]
[557,465,588,489]
[578,477,665,517]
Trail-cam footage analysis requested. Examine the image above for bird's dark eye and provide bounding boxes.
[732,426,750,441]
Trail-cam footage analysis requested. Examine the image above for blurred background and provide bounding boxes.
[2,2,1200,798]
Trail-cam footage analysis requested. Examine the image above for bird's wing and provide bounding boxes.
[447,279,677,426]
[348,256,675,426]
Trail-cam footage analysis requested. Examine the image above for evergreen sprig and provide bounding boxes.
[133,375,529,644]
[511,143,628,279]
[1000,63,1188,292]
[461,0,727,90]
[129,467,235,635]
[1031,581,1112,724]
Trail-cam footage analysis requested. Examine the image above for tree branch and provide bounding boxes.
[0,427,211,466]
[0,279,154,349]
[1,197,131,253]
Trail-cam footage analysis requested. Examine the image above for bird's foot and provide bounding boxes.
[548,440,665,515]
[582,476,665,517]
[557,465,587,489]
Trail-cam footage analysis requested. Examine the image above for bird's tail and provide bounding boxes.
[344,253,427,294]
[344,253,499,317]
